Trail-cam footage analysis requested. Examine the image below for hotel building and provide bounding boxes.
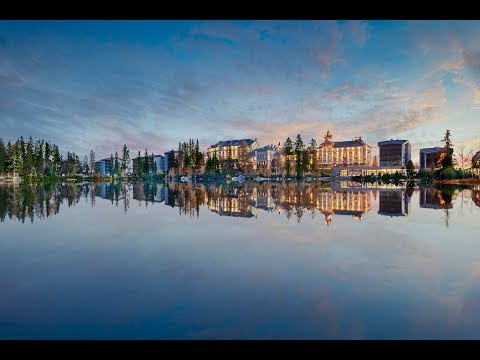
[207,139,259,159]
[316,130,372,168]
[255,144,278,172]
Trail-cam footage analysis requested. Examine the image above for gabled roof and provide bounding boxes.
[378,139,409,146]
[209,139,256,149]
[472,151,480,161]
[256,145,277,152]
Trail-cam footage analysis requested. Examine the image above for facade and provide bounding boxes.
[419,147,447,169]
[255,145,278,172]
[271,144,286,176]
[207,138,259,170]
[472,151,480,176]
[330,165,413,177]
[316,130,372,168]
[95,157,120,175]
[378,139,411,167]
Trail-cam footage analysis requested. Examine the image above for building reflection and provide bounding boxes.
[2,182,477,225]
[377,190,410,217]
[419,187,453,210]
[472,185,480,208]
[316,190,371,224]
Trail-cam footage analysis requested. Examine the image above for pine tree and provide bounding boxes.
[110,154,114,176]
[114,151,120,176]
[406,160,415,179]
[238,140,249,172]
[9,143,21,176]
[0,138,6,173]
[137,151,143,177]
[144,149,149,174]
[24,137,34,176]
[284,137,293,177]
[441,130,454,169]
[90,150,96,174]
[53,145,61,176]
[195,139,201,168]
[177,142,183,170]
[45,141,51,175]
[294,134,304,178]
[121,144,130,176]
[309,138,317,175]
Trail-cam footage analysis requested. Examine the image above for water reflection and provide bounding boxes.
[1,182,478,226]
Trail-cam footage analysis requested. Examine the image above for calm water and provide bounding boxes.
[1,181,480,339]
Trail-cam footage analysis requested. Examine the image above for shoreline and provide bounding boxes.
[433,178,480,184]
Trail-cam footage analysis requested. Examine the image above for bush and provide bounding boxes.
[440,167,457,180]
[418,169,433,182]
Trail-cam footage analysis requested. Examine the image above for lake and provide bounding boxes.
[1,181,480,339]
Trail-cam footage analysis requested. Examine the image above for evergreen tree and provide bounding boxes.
[284,137,293,177]
[34,139,44,175]
[9,143,21,176]
[114,151,120,176]
[294,134,304,178]
[0,138,6,173]
[19,136,26,165]
[213,152,220,173]
[302,150,309,177]
[137,151,143,177]
[110,154,114,176]
[144,149,149,174]
[90,150,96,174]
[45,141,51,175]
[195,139,201,168]
[406,160,415,179]
[53,145,61,176]
[177,142,183,170]
[238,140,249,172]
[24,137,34,176]
[167,150,176,171]
[121,144,130,175]
[441,130,454,169]
[5,141,13,173]
[226,145,233,174]
[309,138,317,175]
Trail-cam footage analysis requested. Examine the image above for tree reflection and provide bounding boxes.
[0,182,475,226]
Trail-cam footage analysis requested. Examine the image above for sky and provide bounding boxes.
[1,20,479,163]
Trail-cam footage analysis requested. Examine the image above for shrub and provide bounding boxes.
[440,166,457,180]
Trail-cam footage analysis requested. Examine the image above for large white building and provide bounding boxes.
[255,145,278,172]
[316,130,372,168]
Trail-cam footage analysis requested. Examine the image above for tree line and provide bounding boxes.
[282,134,320,179]
[0,136,70,178]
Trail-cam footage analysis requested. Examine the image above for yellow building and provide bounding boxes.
[316,130,372,168]
[207,139,259,161]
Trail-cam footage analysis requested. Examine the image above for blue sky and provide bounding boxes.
[1,20,479,163]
